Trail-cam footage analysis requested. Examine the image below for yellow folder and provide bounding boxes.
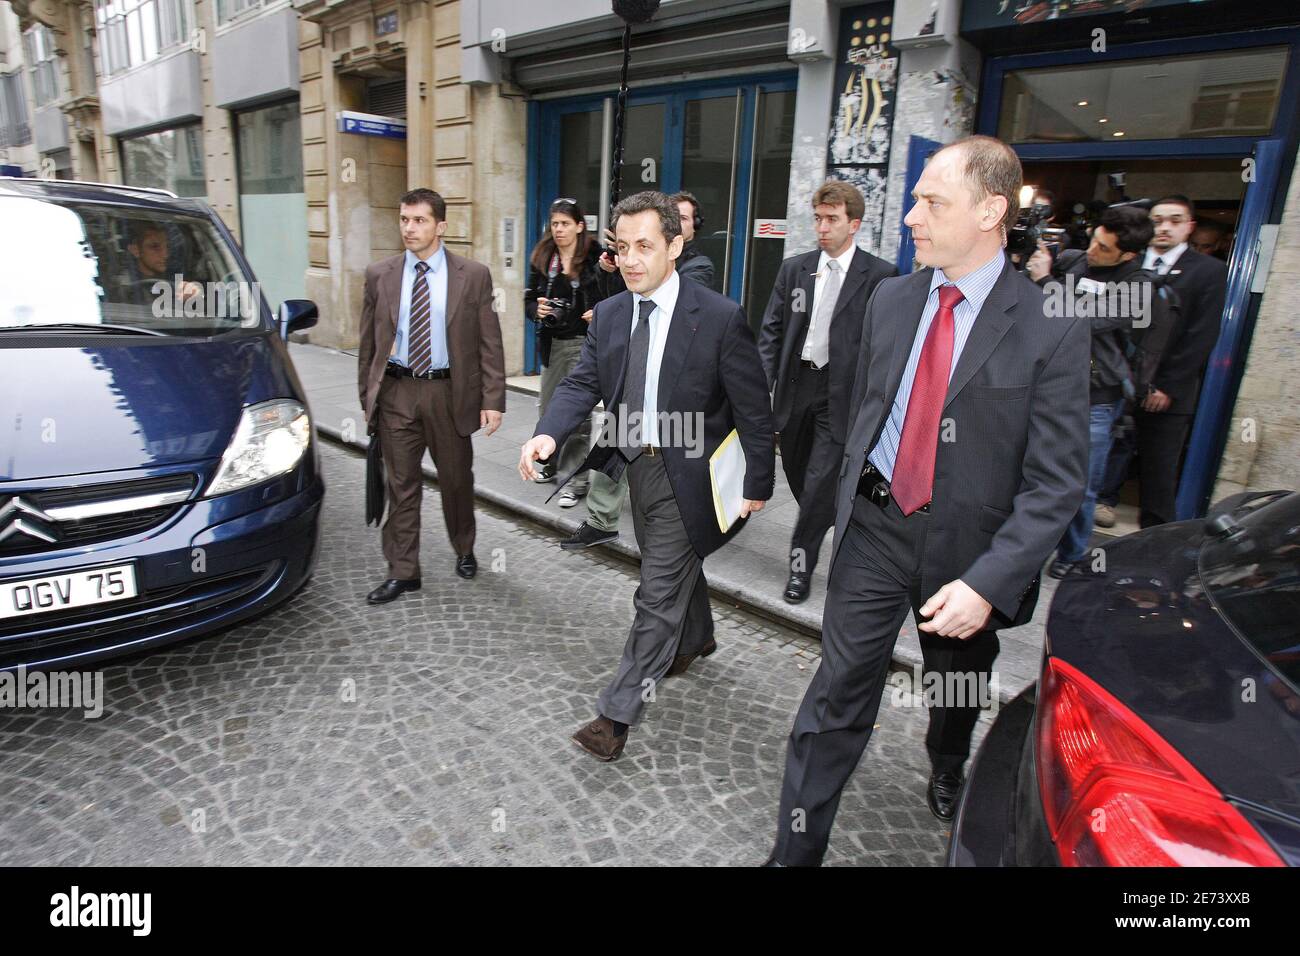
[709,428,747,533]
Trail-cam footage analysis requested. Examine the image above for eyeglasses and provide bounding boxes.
[551,198,578,208]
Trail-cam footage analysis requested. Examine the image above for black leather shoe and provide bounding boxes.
[1047,558,1073,580]
[560,521,618,551]
[455,553,477,579]
[665,639,717,678]
[927,770,965,821]
[366,578,421,604]
[783,571,811,604]
[759,855,786,867]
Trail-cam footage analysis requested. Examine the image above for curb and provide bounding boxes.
[314,421,1017,704]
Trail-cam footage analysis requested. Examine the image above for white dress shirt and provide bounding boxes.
[630,268,681,447]
[801,244,858,362]
[1144,242,1187,275]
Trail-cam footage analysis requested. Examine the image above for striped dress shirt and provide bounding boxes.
[868,251,1006,481]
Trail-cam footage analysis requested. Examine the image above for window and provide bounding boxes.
[0,196,255,337]
[94,0,194,77]
[998,47,1288,144]
[25,26,60,108]
[121,125,206,199]
[0,72,32,148]
[217,0,263,26]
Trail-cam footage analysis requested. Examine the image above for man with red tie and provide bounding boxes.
[764,136,1090,866]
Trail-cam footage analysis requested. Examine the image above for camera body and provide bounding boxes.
[1008,201,1068,265]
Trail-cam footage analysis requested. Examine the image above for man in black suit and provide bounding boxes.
[1132,196,1228,527]
[765,136,1089,866]
[759,180,896,603]
[520,191,775,762]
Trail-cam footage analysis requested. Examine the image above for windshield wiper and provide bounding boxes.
[0,322,169,336]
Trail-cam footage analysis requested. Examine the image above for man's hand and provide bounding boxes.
[480,410,503,436]
[598,253,617,273]
[580,309,594,324]
[739,499,766,519]
[1142,388,1172,413]
[918,579,992,639]
[1026,240,1053,282]
[179,279,203,301]
[519,434,557,480]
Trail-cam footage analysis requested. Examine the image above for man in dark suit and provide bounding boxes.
[1133,196,1228,527]
[765,136,1090,866]
[357,188,506,603]
[758,180,896,603]
[520,190,774,762]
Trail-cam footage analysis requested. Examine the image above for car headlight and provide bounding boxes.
[207,399,311,496]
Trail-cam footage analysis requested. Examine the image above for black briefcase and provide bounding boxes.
[365,437,386,526]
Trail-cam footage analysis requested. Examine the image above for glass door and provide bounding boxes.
[530,74,796,369]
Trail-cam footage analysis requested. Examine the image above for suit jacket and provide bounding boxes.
[535,278,775,559]
[1152,248,1228,415]
[834,259,1090,628]
[357,248,506,436]
[758,246,896,443]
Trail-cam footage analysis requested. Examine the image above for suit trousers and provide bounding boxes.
[596,452,713,726]
[1135,409,1192,528]
[773,491,1000,866]
[781,363,842,576]
[377,375,476,578]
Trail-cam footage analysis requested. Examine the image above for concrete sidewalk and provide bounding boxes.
[290,341,1064,703]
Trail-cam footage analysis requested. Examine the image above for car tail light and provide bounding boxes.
[1036,657,1283,867]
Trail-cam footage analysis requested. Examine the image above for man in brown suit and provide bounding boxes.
[358,188,506,603]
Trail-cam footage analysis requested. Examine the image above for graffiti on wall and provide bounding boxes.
[825,3,899,254]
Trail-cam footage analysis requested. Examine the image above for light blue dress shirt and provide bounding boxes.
[393,245,449,370]
[868,250,1005,481]
[630,268,681,447]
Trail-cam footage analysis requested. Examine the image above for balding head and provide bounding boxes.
[904,135,1022,279]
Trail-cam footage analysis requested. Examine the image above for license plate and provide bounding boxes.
[0,563,138,620]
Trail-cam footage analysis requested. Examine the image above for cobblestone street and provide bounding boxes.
[0,441,975,866]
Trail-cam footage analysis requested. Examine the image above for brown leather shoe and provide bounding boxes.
[571,716,627,761]
[665,639,718,678]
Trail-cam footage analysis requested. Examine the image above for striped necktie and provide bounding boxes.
[408,260,432,374]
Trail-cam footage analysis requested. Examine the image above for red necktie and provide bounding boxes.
[891,284,964,516]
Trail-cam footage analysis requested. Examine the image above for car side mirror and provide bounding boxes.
[279,299,318,340]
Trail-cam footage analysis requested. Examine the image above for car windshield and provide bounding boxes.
[1200,493,1300,694]
[0,196,264,336]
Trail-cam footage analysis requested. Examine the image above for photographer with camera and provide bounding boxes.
[1025,204,1174,578]
[526,198,615,505]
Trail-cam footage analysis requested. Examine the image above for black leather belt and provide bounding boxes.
[857,462,930,514]
[386,362,450,381]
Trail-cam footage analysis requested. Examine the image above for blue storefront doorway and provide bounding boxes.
[524,73,797,372]
[975,27,1300,520]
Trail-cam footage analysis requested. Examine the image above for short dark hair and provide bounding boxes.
[669,191,701,223]
[128,220,166,246]
[1153,194,1195,220]
[400,188,446,221]
[812,180,865,221]
[611,190,681,244]
[1097,204,1155,254]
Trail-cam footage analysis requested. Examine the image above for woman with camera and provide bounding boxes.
[526,198,612,505]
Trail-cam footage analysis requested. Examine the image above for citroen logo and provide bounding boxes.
[0,496,58,544]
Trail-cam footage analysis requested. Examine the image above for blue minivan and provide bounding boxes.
[0,178,324,670]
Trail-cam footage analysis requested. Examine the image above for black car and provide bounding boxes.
[949,490,1300,867]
